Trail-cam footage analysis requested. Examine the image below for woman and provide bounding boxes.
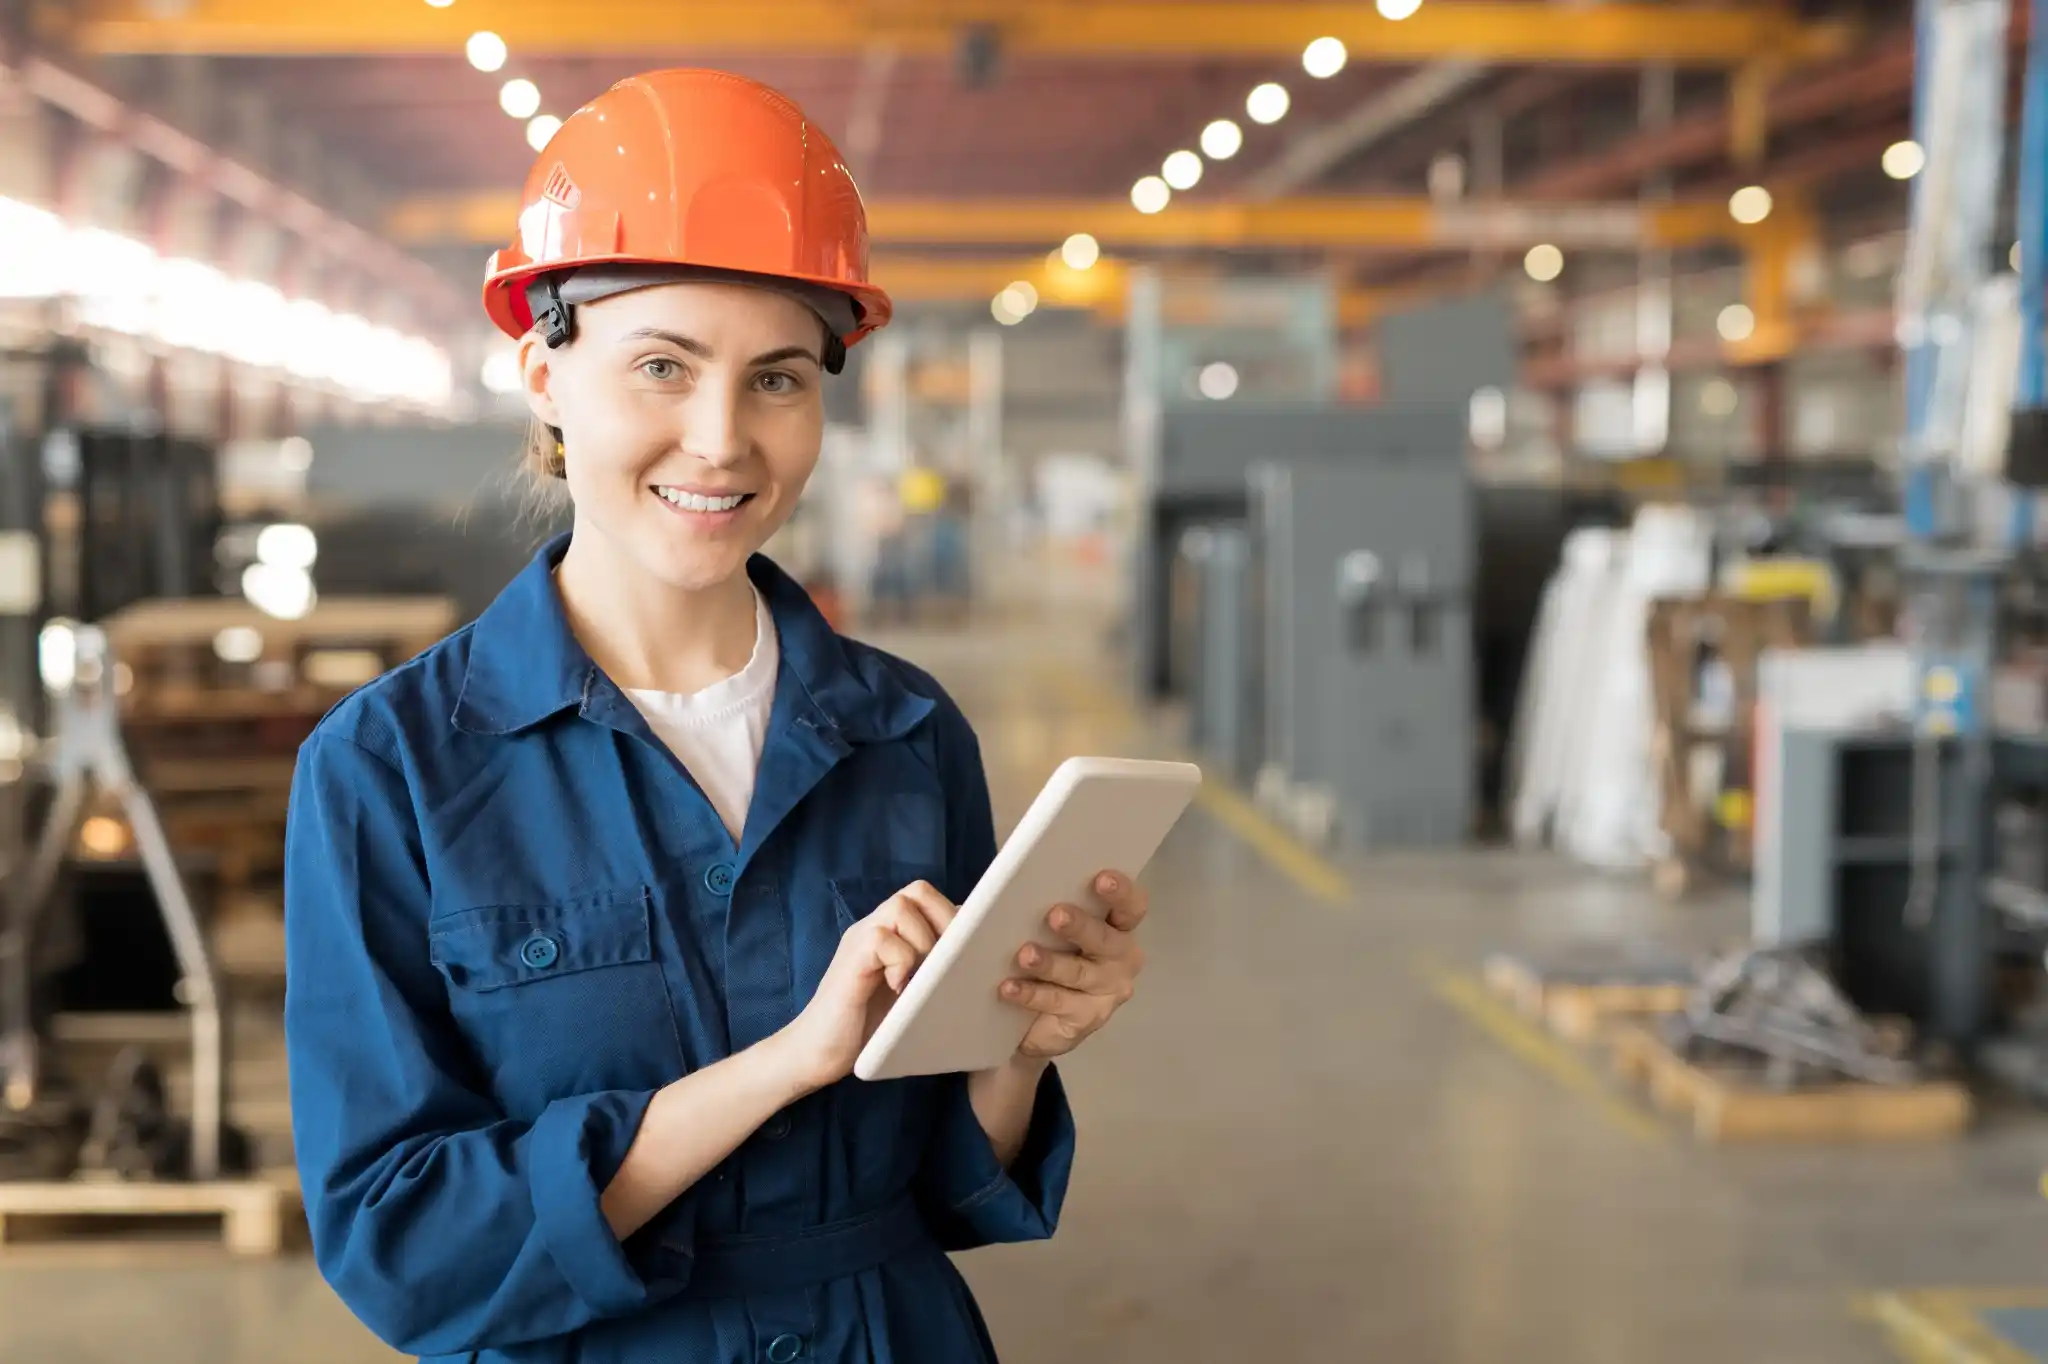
[283,69,1148,1364]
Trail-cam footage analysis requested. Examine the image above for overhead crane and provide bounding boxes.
[63,0,1852,66]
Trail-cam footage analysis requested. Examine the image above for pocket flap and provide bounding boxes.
[430,887,654,992]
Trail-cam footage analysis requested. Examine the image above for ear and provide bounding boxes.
[518,331,564,430]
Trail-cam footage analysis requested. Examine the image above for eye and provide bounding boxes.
[639,357,682,382]
[756,370,803,395]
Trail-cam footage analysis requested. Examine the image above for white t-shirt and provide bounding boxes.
[624,586,780,841]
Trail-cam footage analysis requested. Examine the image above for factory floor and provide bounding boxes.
[7,613,2048,1364]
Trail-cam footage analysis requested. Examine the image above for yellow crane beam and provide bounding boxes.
[872,253,1396,325]
[66,0,1852,65]
[391,192,1741,251]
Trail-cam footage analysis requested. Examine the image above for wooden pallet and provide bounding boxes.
[0,1169,300,1256]
[1481,954,1694,1041]
[1608,1022,1974,1142]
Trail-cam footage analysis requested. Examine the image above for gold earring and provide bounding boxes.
[552,441,567,477]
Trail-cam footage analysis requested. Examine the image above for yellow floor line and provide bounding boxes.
[1863,1291,2048,1364]
[1421,964,1669,1146]
[1037,662,1355,906]
[1190,778,1352,905]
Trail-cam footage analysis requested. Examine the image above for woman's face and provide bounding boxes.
[521,280,828,593]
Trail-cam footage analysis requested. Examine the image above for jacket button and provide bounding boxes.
[518,934,559,970]
[765,1334,804,1363]
[704,862,736,896]
[762,1113,791,1141]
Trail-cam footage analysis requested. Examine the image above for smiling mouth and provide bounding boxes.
[654,487,754,513]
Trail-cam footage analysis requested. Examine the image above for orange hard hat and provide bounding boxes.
[482,69,892,362]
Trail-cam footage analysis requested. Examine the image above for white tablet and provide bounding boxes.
[854,756,1203,1083]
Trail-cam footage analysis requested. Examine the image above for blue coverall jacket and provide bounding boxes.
[282,534,1076,1364]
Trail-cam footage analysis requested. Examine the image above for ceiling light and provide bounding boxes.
[1700,378,1738,417]
[1378,0,1424,18]
[1162,150,1204,191]
[500,78,541,120]
[242,563,316,622]
[466,31,507,72]
[1882,139,1926,181]
[994,283,1037,324]
[1061,232,1101,270]
[425,0,455,7]
[1303,36,1348,79]
[39,620,76,692]
[1201,119,1244,161]
[256,523,318,571]
[1132,176,1172,214]
[481,349,522,394]
[213,627,264,665]
[1198,362,1240,401]
[1247,82,1291,125]
[1717,303,1757,342]
[526,114,562,151]
[1523,243,1563,282]
[1728,184,1773,225]
[1428,153,1466,201]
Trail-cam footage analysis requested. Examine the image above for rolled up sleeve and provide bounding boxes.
[285,732,690,1355]
[918,1064,1076,1249]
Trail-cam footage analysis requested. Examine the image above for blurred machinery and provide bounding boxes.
[1181,524,1258,783]
[1153,404,1477,848]
[1734,0,2048,1067]
[0,624,239,1181]
[1124,267,1541,848]
[1248,414,1476,848]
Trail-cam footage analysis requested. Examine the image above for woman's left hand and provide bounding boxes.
[1001,871,1148,1061]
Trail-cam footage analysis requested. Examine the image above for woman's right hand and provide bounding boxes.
[771,881,957,1092]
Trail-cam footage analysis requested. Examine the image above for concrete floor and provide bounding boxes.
[8,619,2048,1363]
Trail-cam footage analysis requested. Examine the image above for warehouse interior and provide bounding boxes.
[10,0,2048,1360]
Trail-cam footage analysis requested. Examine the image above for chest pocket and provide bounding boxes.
[828,870,948,932]
[429,886,685,1117]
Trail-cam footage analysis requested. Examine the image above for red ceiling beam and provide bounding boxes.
[1523,34,1916,200]
[1,56,460,315]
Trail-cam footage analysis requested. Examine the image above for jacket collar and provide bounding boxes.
[451,533,933,743]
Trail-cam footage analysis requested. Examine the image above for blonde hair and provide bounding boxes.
[516,418,570,525]
[522,418,566,482]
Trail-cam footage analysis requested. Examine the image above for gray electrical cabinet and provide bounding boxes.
[1183,525,1261,782]
[1137,405,1419,700]
[1249,409,1474,847]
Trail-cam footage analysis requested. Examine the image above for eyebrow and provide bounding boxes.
[621,329,820,367]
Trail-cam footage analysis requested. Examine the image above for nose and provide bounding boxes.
[678,374,748,468]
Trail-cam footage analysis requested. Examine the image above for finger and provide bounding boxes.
[877,898,938,958]
[999,978,1099,1019]
[894,880,958,938]
[874,926,921,993]
[1046,904,1127,959]
[1093,871,1149,931]
[1017,942,1123,995]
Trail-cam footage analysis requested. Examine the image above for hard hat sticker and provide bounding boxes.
[541,164,582,210]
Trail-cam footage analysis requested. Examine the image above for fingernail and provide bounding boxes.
[1002,980,1022,998]
[1050,907,1071,929]
[1021,946,1040,967]
[1097,872,1121,894]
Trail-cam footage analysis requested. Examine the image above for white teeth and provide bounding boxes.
[657,488,746,513]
